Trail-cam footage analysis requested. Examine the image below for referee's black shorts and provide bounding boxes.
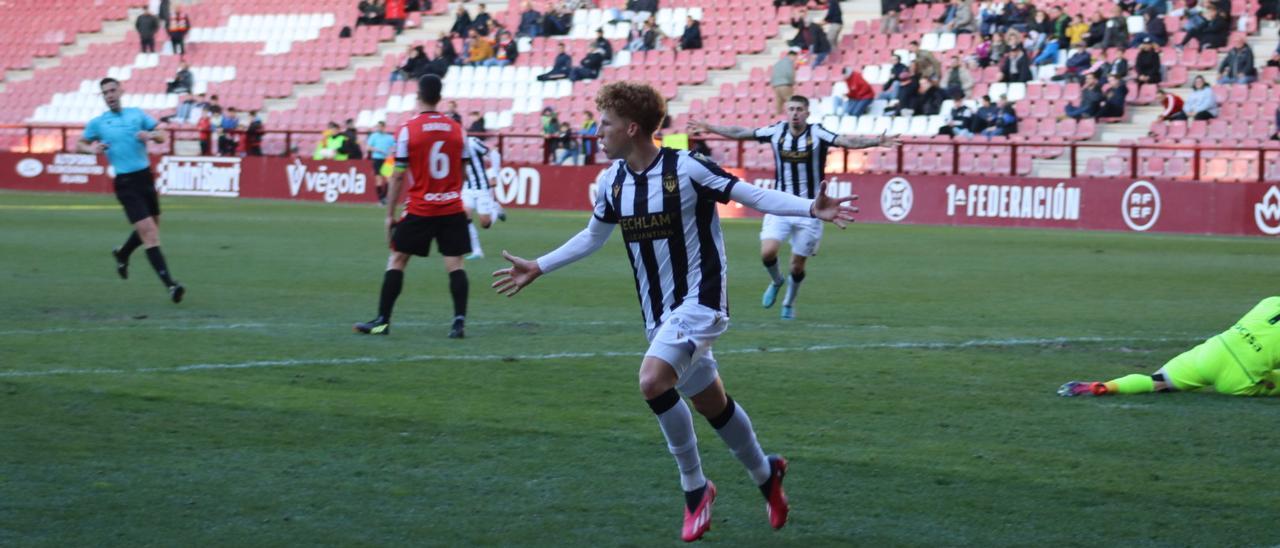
[113,168,160,224]
[391,212,472,257]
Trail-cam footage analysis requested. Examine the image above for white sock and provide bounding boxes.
[783,273,804,307]
[650,391,706,491]
[467,222,483,255]
[763,259,784,285]
[710,397,771,485]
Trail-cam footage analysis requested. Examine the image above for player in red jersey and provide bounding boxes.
[354,75,472,338]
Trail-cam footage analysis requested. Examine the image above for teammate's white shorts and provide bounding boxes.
[760,214,824,257]
[645,302,729,397]
[462,188,497,216]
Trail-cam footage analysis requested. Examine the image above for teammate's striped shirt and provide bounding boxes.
[463,135,491,191]
[593,148,737,329]
[753,122,838,199]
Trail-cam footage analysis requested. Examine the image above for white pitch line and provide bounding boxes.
[0,336,1201,378]
[0,320,888,336]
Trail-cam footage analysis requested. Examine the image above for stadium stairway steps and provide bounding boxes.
[262,1,504,116]
[666,0,877,119]
[0,7,141,94]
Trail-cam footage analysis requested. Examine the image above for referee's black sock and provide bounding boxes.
[448,269,468,320]
[119,231,143,260]
[378,269,405,321]
[144,247,176,287]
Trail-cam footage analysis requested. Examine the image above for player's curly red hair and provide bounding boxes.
[595,81,666,136]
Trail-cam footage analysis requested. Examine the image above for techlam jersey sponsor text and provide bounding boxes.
[157,156,241,197]
[286,159,367,203]
[946,182,1081,221]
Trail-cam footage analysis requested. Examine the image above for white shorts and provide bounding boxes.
[760,214,824,257]
[644,302,729,397]
[462,188,496,216]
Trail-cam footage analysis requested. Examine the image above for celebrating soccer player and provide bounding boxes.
[78,77,185,303]
[1059,297,1280,397]
[492,82,859,542]
[461,134,500,259]
[353,75,472,339]
[688,97,895,319]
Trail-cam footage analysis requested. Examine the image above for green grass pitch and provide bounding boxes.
[2,190,1279,546]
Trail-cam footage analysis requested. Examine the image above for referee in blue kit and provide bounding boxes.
[78,77,185,303]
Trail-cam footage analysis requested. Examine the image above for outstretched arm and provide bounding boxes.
[731,180,859,228]
[687,118,757,140]
[492,216,615,297]
[833,133,898,149]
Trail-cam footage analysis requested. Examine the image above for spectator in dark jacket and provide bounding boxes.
[982,96,1019,136]
[538,43,574,80]
[472,3,492,35]
[1001,46,1032,82]
[450,5,472,36]
[1098,74,1129,117]
[166,62,193,93]
[1181,5,1230,49]
[593,29,613,62]
[468,111,486,133]
[518,1,543,36]
[1083,11,1107,47]
[392,45,430,80]
[1134,38,1163,84]
[972,95,1000,133]
[1100,6,1129,49]
[136,8,161,53]
[1098,47,1129,79]
[680,16,703,50]
[1064,73,1105,118]
[570,47,607,81]
[1128,11,1168,46]
[808,19,832,66]
[1218,35,1258,83]
[911,78,947,115]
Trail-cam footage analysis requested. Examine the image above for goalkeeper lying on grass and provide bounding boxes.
[1060,297,1280,397]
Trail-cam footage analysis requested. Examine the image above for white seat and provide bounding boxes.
[936,33,956,51]
[987,82,1008,101]
[926,115,946,134]
[497,110,514,128]
[821,115,840,131]
[889,116,910,136]
[831,81,849,98]
[839,116,858,134]
[1005,82,1026,102]
[871,116,892,135]
[1126,15,1145,33]
[920,33,940,51]
[907,115,929,135]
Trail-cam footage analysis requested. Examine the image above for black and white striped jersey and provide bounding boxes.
[463,136,490,191]
[753,122,838,199]
[593,148,738,329]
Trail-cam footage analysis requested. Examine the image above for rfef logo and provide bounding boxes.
[1121,181,1160,232]
[1255,186,1280,235]
[880,177,913,222]
[285,159,367,203]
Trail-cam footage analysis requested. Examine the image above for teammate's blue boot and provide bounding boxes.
[780,305,795,320]
[762,281,784,308]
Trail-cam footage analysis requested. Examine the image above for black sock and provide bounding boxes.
[685,484,707,513]
[449,269,468,320]
[790,270,806,284]
[376,184,388,201]
[144,247,175,286]
[378,269,404,321]
[763,257,778,267]
[119,232,143,260]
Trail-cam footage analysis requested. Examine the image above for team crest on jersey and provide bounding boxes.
[662,173,678,194]
[612,180,623,199]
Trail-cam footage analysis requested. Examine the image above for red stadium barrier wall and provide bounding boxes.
[4,152,1279,237]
